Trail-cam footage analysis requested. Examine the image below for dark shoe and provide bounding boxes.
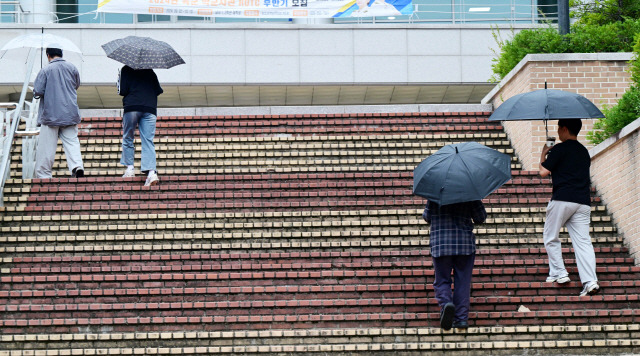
[71,168,84,178]
[440,302,455,330]
[452,320,469,329]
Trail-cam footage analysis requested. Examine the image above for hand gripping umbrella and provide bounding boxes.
[413,142,512,206]
[488,86,605,137]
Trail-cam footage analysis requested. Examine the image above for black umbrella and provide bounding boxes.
[488,88,605,136]
[101,36,185,70]
[413,142,512,206]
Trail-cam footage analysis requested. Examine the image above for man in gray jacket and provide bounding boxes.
[33,47,84,178]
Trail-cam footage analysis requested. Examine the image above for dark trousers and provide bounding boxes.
[432,253,475,322]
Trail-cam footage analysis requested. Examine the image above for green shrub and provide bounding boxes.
[568,21,640,53]
[631,34,640,84]
[491,26,567,81]
[587,85,640,144]
[588,35,640,145]
[491,19,640,81]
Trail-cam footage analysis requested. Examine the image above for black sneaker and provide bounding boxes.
[440,302,455,330]
[71,168,84,178]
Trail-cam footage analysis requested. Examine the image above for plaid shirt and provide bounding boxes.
[423,200,487,258]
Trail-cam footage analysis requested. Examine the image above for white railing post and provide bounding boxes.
[20,95,40,179]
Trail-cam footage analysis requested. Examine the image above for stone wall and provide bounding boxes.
[590,118,640,265]
[482,53,633,171]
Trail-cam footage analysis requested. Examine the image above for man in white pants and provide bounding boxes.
[539,119,599,297]
[33,47,84,179]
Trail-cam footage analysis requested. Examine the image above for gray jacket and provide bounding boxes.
[33,58,81,127]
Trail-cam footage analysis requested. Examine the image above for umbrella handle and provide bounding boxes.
[544,120,548,138]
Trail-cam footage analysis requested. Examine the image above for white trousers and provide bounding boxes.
[35,124,84,179]
[543,200,598,284]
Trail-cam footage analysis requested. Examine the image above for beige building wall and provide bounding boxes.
[482,53,633,171]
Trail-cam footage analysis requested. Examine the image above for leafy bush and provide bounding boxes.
[587,85,640,144]
[491,19,640,81]
[587,35,640,145]
[568,21,640,53]
[491,26,567,81]
[631,34,640,84]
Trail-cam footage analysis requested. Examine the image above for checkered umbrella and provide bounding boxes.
[101,36,185,70]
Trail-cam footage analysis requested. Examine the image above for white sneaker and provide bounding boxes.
[579,281,600,297]
[122,168,135,178]
[144,172,159,186]
[546,275,570,284]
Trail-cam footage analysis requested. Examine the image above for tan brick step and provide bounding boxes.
[2,308,639,333]
[0,221,617,240]
[12,139,511,156]
[1,324,638,355]
[11,145,516,160]
[8,156,520,172]
[0,208,612,224]
[0,235,624,257]
[15,132,509,147]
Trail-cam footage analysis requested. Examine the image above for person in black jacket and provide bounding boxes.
[118,65,163,186]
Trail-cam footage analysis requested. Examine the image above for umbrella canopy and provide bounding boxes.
[413,142,512,206]
[0,33,82,57]
[101,36,185,70]
[488,89,605,122]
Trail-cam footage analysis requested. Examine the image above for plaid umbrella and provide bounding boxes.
[101,36,185,70]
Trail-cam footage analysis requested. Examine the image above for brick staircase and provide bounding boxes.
[1,111,639,355]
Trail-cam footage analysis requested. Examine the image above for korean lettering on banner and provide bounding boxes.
[292,0,307,7]
[265,0,287,7]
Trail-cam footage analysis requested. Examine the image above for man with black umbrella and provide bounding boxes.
[118,65,163,186]
[539,119,600,297]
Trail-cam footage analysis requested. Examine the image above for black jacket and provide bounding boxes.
[118,66,163,115]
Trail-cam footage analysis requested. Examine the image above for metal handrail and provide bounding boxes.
[0,47,38,206]
[0,0,26,23]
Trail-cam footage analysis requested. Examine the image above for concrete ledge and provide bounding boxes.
[80,104,493,118]
[481,53,634,105]
[590,117,640,159]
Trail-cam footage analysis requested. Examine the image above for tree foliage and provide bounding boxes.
[570,0,640,26]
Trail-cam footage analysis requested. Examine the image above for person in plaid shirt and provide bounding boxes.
[423,200,487,330]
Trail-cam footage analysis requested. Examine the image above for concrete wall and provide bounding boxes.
[0,23,525,87]
[482,53,633,171]
[590,118,640,265]
[79,103,493,118]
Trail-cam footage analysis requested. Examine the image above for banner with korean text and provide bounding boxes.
[97,0,412,18]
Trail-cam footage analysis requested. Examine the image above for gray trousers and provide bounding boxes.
[35,124,84,179]
[543,200,598,284]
